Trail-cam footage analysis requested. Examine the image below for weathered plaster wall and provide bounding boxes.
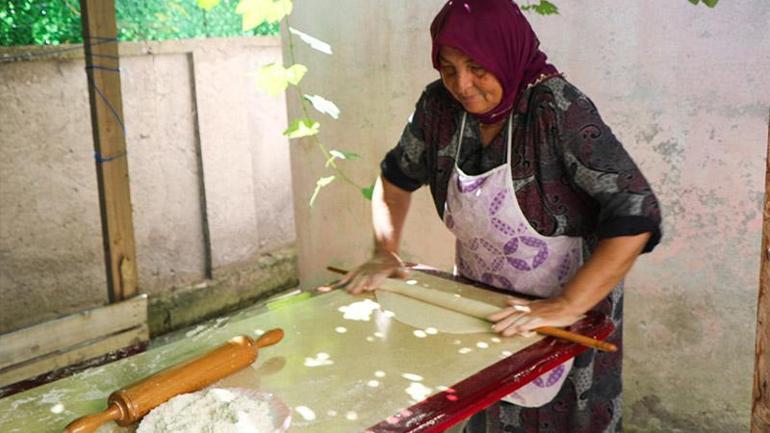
[524,3,768,432]
[286,1,768,432]
[0,37,296,334]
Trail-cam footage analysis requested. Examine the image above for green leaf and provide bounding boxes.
[329,149,359,160]
[196,0,221,11]
[688,0,719,7]
[521,0,559,15]
[255,63,306,96]
[285,64,307,85]
[325,149,360,167]
[255,63,288,95]
[309,175,336,207]
[236,0,293,31]
[304,94,340,119]
[289,27,333,54]
[361,184,374,201]
[267,0,294,21]
[284,118,320,139]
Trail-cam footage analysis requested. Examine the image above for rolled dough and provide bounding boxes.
[375,284,497,334]
[375,290,492,334]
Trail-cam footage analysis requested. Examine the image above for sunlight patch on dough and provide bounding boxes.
[295,406,316,421]
[405,382,433,402]
[304,352,333,367]
[338,299,380,321]
[401,373,423,382]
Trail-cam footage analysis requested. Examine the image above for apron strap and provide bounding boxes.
[454,112,515,165]
[454,112,468,161]
[505,112,513,166]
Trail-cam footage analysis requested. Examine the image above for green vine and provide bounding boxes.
[283,14,371,204]
[519,0,719,14]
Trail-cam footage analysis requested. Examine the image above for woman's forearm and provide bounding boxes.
[489,232,653,335]
[372,176,412,254]
[560,232,652,315]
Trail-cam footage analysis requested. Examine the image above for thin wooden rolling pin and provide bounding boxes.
[64,328,284,433]
[327,266,616,352]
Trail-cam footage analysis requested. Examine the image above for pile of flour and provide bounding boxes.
[137,388,275,433]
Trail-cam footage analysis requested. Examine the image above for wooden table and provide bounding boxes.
[0,271,613,433]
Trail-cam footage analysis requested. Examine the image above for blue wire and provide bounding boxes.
[85,65,121,73]
[94,150,127,163]
[2,34,129,163]
[83,34,128,160]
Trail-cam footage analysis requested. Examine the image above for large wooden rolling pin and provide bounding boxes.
[327,267,616,352]
[64,328,284,433]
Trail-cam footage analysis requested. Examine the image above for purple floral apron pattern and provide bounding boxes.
[443,113,583,408]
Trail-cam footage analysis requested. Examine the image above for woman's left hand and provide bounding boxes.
[487,296,583,337]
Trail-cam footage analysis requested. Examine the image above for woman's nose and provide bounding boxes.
[456,70,474,94]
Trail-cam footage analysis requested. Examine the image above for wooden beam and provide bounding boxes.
[0,326,148,389]
[79,0,138,302]
[0,295,147,370]
[753,110,770,433]
[0,295,148,388]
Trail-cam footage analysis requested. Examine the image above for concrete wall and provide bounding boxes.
[285,1,769,432]
[0,37,296,334]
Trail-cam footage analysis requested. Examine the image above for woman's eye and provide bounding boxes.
[441,67,456,76]
[470,66,486,76]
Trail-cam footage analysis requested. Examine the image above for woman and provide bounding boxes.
[335,1,662,432]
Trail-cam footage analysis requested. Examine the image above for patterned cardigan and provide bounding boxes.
[381,76,662,252]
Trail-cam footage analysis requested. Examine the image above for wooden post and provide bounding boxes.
[753,110,770,433]
[79,0,138,302]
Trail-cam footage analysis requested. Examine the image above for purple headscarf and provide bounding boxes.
[430,0,558,124]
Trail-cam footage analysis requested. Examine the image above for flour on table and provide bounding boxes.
[137,388,275,433]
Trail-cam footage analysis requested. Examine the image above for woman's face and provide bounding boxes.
[438,46,503,115]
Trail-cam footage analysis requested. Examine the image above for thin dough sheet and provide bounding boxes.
[376,290,493,334]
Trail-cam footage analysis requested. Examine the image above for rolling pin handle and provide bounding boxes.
[64,402,123,433]
[255,328,284,348]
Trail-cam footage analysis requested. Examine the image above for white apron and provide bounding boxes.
[443,113,583,408]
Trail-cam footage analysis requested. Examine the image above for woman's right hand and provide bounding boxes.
[332,250,409,294]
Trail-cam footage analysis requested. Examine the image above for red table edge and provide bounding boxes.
[363,310,615,433]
